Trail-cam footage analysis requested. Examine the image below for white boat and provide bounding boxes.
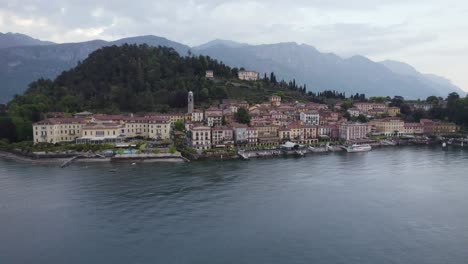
[343,144,372,153]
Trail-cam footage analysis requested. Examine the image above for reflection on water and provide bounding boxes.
[1,146,468,264]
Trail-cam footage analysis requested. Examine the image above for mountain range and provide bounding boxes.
[0,32,465,103]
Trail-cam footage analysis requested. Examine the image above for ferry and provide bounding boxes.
[342,144,372,153]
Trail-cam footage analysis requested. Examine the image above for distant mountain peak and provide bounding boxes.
[380,60,466,96]
[193,39,249,50]
[0,32,54,49]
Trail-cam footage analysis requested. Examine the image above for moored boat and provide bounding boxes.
[342,144,372,153]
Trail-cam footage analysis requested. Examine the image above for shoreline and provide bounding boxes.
[1,143,464,165]
[0,151,188,165]
[0,151,68,164]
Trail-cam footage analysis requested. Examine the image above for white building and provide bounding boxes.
[299,111,320,125]
[205,70,214,79]
[347,108,360,117]
[233,124,248,145]
[238,70,259,81]
[190,125,211,150]
[191,109,204,122]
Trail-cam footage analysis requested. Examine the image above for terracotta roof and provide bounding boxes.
[83,122,123,129]
[212,126,232,131]
[34,118,85,125]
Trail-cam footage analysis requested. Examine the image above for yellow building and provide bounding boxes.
[33,115,173,144]
[79,122,124,144]
[387,107,400,117]
[433,122,457,134]
[123,117,149,138]
[370,118,405,136]
[148,119,171,140]
[33,118,85,144]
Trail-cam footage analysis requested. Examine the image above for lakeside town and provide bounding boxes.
[21,70,465,163]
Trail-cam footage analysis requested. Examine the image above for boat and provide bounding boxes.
[308,146,327,153]
[342,144,372,153]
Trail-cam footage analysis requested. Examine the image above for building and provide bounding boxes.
[148,118,171,140]
[205,107,223,127]
[205,70,214,79]
[354,102,388,114]
[403,123,424,135]
[211,126,234,147]
[233,124,248,145]
[123,117,150,138]
[354,102,374,113]
[33,115,173,145]
[191,109,204,122]
[188,91,194,114]
[319,111,340,124]
[247,127,258,144]
[270,95,281,106]
[412,103,433,111]
[74,111,93,118]
[387,107,400,117]
[339,122,369,141]
[370,118,405,136]
[347,108,360,117]
[278,127,291,142]
[300,125,319,144]
[238,70,259,81]
[190,125,211,150]
[420,119,434,134]
[433,122,457,134]
[255,125,279,144]
[145,113,184,123]
[77,121,124,144]
[33,118,85,144]
[299,111,320,125]
[319,125,339,139]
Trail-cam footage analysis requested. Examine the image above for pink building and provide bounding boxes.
[211,126,234,147]
[339,122,369,141]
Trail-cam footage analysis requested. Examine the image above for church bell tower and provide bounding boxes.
[188,91,194,114]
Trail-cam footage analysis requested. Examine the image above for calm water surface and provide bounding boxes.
[1,147,468,264]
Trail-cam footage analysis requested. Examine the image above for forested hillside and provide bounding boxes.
[4,44,309,141]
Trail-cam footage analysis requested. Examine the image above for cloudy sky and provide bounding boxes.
[1,0,468,91]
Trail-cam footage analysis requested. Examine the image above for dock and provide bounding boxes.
[60,156,79,168]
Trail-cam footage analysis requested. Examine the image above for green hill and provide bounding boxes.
[5,44,309,141]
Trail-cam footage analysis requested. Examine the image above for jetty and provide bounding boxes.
[237,150,250,160]
[60,156,79,168]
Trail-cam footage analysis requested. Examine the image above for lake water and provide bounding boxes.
[1,147,468,264]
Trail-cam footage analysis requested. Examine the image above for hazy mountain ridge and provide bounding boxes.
[0,33,464,102]
[379,60,466,96]
[194,42,444,98]
[0,32,54,49]
[193,39,249,50]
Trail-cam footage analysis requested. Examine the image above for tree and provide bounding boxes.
[174,120,185,132]
[235,107,251,124]
[357,115,369,123]
[426,96,439,105]
[0,116,17,142]
[390,96,405,107]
